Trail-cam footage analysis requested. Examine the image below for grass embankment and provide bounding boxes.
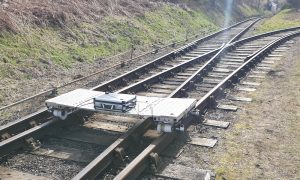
[255,8,300,33]
[0,5,217,70]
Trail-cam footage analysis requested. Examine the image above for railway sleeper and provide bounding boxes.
[196,87,213,93]
[1,132,11,140]
[240,81,260,86]
[213,68,231,73]
[195,83,216,89]
[261,60,275,64]
[251,70,267,74]
[162,80,183,85]
[177,72,194,76]
[227,52,252,56]
[221,58,245,62]
[151,84,178,89]
[136,92,166,98]
[166,78,186,83]
[216,64,240,69]
[223,55,247,60]
[218,61,242,65]
[203,78,222,84]
[174,75,190,79]
[150,88,173,94]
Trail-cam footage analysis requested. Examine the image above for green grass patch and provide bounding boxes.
[238,4,259,17]
[255,9,300,34]
[0,5,218,71]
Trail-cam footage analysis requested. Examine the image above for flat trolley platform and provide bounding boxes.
[46,89,197,132]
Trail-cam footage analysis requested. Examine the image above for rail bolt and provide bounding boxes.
[29,120,37,127]
[1,133,11,140]
[149,152,160,170]
[26,137,41,150]
[115,147,126,161]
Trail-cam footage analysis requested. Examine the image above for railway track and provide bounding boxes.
[0,17,258,156]
[78,30,300,180]
[0,17,258,125]
[0,17,300,179]
[91,18,259,92]
[138,32,299,180]
[74,29,300,179]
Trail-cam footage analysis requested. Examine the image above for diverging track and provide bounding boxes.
[0,18,258,157]
[73,29,300,179]
[109,31,300,180]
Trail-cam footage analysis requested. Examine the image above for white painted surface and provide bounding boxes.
[46,89,197,121]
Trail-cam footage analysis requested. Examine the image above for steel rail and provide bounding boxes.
[228,19,261,44]
[116,19,259,94]
[115,20,284,95]
[91,18,258,92]
[0,23,295,162]
[0,17,256,114]
[0,18,257,156]
[71,51,221,180]
[195,31,300,111]
[0,32,203,112]
[168,26,300,98]
[114,133,175,180]
[0,29,211,112]
[232,26,300,46]
[0,108,48,140]
[0,118,59,156]
[109,18,260,180]
[71,118,154,179]
[112,31,300,180]
[0,17,296,179]
[72,18,258,180]
[0,17,256,128]
[116,48,221,94]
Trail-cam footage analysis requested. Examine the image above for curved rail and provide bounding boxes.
[168,26,300,98]
[72,18,259,180]
[1,19,298,180]
[0,18,256,112]
[195,31,300,112]
[112,30,300,180]
[115,26,298,97]
[0,18,259,157]
[0,24,296,162]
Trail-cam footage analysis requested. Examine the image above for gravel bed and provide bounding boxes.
[2,153,86,180]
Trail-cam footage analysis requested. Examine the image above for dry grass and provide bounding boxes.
[212,39,300,179]
[0,0,158,32]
